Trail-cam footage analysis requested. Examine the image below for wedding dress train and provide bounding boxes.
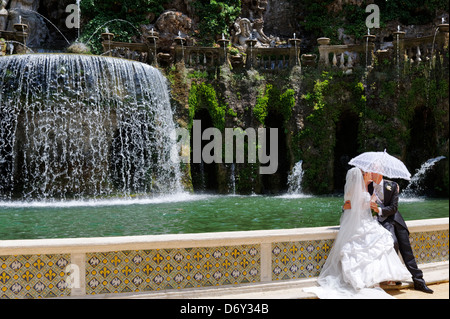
[304,168,410,299]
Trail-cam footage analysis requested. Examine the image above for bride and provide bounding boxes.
[304,167,410,298]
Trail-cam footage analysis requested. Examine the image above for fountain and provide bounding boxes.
[283,160,309,198]
[393,26,406,87]
[229,163,236,195]
[245,34,257,68]
[0,54,183,201]
[289,33,302,66]
[18,8,71,46]
[174,31,186,62]
[402,156,446,199]
[146,28,159,66]
[217,33,230,64]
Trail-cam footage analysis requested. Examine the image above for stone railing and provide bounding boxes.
[2,23,447,73]
[393,28,449,65]
[246,47,299,71]
[0,23,29,55]
[100,33,301,71]
[94,25,450,72]
[175,46,221,67]
[317,36,376,72]
[101,34,153,64]
[0,218,447,299]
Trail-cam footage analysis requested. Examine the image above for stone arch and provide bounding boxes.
[333,109,359,192]
[190,108,219,193]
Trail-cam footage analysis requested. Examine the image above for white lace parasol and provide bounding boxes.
[348,149,411,180]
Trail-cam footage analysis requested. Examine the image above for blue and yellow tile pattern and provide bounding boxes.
[411,229,449,264]
[85,245,260,295]
[272,239,334,280]
[0,254,71,299]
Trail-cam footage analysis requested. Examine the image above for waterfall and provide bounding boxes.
[402,156,446,198]
[0,54,182,200]
[229,163,236,195]
[287,160,304,195]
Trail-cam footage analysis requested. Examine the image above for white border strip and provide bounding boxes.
[1,218,447,256]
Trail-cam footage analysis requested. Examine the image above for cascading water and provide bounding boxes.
[402,156,446,198]
[0,54,182,201]
[287,160,304,195]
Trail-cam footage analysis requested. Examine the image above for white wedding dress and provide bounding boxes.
[304,168,411,299]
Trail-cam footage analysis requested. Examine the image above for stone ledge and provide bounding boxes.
[1,218,447,256]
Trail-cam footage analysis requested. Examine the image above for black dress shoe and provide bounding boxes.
[413,280,434,294]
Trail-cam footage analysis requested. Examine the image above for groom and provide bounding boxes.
[344,171,434,294]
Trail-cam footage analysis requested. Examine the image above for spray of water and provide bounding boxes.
[18,8,71,45]
[85,19,141,45]
[401,156,446,198]
[0,54,183,201]
[287,160,305,194]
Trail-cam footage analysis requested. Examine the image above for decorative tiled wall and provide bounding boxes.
[0,254,71,299]
[85,245,260,295]
[0,225,448,298]
[272,239,334,281]
[410,230,449,264]
[271,229,449,281]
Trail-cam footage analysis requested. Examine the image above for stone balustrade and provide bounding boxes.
[1,23,448,73]
[396,31,449,65]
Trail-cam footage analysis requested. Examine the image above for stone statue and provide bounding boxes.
[233,17,252,49]
[0,0,8,31]
[232,17,271,49]
[7,0,38,26]
[231,0,273,49]
[253,18,270,45]
[242,0,267,21]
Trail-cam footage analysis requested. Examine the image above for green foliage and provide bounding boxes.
[298,0,336,39]
[79,0,169,54]
[298,0,448,42]
[253,86,270,125]
[188,82,226,131]
[378,0,449,25]
[296,71,354,194]
[253,84,296,126]
[191,0,241,45]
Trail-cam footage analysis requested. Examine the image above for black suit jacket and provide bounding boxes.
[368,180,408,231]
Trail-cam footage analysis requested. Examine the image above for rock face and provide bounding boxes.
[262,0,299,38]
[3,0,77,49]
[5,0,48,48]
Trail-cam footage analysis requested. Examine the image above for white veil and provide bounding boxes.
[304,167,400,298]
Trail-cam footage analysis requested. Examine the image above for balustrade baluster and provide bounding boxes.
[340,53,345,69]
[332,53,338,67]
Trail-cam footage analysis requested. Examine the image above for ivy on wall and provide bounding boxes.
[253,84,296,126]
[188,82,226,131]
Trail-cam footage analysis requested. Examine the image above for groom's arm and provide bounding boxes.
[343,200,351,211]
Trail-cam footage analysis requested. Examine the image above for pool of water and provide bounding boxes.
[0,193,448,240]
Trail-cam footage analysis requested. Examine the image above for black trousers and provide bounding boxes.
[380,219,424,282]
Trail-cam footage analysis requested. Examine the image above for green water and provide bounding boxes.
[0,194,448,240]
